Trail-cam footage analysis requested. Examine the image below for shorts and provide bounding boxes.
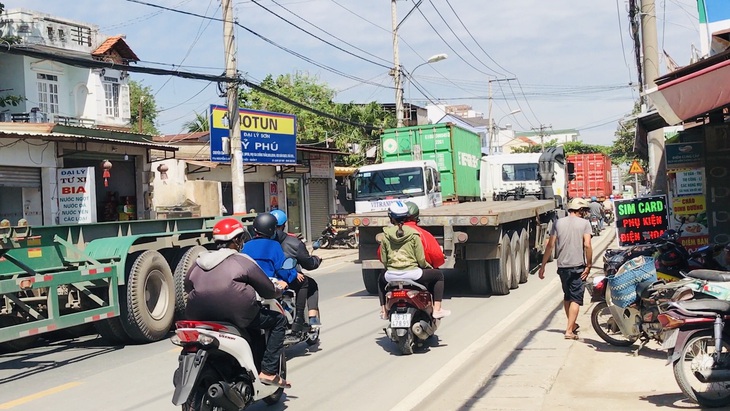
[557,266,586,305]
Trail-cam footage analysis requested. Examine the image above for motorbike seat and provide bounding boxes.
[673,299,730,315]
[687,269,730,283]
[636,279,661,299]
[385,279,427,291]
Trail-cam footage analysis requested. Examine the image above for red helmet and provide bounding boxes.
[212,218,244,242]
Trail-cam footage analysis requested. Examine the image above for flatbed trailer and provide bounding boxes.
[346,199,560,296]
[0,216,249,351]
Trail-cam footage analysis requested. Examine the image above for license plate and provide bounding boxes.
[661,329,679,350]
[390,313,411,328]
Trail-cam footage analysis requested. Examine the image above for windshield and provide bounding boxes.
[354,167,425,200]
[501,163,539,182]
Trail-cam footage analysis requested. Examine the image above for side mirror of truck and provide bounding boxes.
[345,177,353,200]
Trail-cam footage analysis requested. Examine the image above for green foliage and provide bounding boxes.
[609,101,647,167]
[0,94,23,108]
[562,141,610,155]
[238,72,393,166]
[129,80,159,135]
[510,139,558,153]
[183,111,208,132]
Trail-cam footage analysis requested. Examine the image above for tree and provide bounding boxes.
[510,139,558,153]
[183,111,208,132]
[238,72,393,165]
[129,80,159,135]
[0,2,25,109]
[610,101,647,167]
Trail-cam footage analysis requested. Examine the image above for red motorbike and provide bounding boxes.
[383,279,439,355]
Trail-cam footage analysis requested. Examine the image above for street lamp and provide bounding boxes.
[405,53,448,121]
[490,109,521,154]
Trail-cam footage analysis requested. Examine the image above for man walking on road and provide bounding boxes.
[539,198,593,340]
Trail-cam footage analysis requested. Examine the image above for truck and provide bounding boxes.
[566,153,613,199]
[347,144,567,296]
[0,216,237,351]
[352,123,482,213]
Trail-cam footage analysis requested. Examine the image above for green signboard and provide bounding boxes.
[614,195,669,246]
[665,142,703,169]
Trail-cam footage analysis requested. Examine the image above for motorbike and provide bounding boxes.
[276,287,320,348]
[314,222,357,249]
[383,279,440,355]
[171,258,297,410]
[589,215,601,237]
[603,207,614,225]
[659,297,730,408]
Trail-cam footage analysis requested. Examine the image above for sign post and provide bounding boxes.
[629,159,645,195]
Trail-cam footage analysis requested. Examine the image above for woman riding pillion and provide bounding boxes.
[378,201,450,320]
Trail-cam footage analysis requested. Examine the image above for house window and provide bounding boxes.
[36,73,59,117]
[103,77,120,117]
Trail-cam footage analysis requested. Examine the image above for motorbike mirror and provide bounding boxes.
[281,257,297,270]
[312,240,321,250]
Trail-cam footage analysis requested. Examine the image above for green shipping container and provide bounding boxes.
[380,123,482,201]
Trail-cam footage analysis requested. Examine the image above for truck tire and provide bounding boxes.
[467,260,490,295]
[173,245,207,321]
[489,234,514,295]
[509,233,520,289]
[121,250,176,343]
[94,317,130,344]
[518,228,530,284]
[362,269,381,295]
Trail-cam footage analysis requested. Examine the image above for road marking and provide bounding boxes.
[0,382,82,409]
[392,276,561,411]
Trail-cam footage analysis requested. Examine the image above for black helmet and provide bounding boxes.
[405,201,420,221]
[252,213,278,238]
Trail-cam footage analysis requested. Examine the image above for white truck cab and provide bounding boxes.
[351,160,443,213]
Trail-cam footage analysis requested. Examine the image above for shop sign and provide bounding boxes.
[209,105,297,164]
[57,167,97,224]
[670,194,709,251]
[309,153,332,178]
[666,142,703,169]
[614,195,668,246]
[674,168,704,196]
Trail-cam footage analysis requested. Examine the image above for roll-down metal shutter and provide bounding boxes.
[309,178,331,239]
[0,166,41,188]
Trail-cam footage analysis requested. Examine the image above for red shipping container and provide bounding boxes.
[567,153,613,199]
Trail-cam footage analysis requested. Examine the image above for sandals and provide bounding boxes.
[260,374,291,388]
[573,323,580,333]
[564,333,579,340]
[433,309,451,319]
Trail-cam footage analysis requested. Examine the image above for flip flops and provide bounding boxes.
[260,374,291,388]
[564,334,579,340]
[573,323,580,333]
[433,309,451,319]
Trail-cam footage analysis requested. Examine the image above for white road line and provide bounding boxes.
[392,276,561,411]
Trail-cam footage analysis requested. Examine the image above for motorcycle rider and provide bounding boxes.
[184,218,290,388]
[242,213,310,334]
[602,195,614,224]
[270,209,322,328]
[378,201,450,320]
[587,196,605,230]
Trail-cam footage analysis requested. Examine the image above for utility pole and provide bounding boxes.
[137,96,145,133]
[391,0,405,127]
[532,124,552,153]
[223,0,246,214]
[640,0,664,195]
[487,77,516,154]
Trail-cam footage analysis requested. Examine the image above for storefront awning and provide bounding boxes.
[646,48,730,125]
[185,159,220,169]
[335,166,358,176]
[0,129,178,151]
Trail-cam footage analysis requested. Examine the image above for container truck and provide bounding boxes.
[352,123,482,213]
[0,216,241,351]
[566,153,613,199]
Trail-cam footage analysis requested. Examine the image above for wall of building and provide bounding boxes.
[185,180,222,217]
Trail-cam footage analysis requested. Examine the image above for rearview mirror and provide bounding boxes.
[281,257,297,270]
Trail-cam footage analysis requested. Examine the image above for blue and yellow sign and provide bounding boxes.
[210,105,297,164]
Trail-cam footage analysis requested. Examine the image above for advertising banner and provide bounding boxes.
[57,167,97,224]
[614,195,668,246]
[209,105,297,164]
[665,142,703,169]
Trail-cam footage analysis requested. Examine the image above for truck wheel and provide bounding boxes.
[509,233,520,289]
[362,269,381,295]
[518,228,530,284]
[173,246,207,321]
[489,234,514,295]
[121,250,175,343]
[467,260,489,295]
[94,317,130,344]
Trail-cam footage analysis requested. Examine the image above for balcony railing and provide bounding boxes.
[0,112,96,127]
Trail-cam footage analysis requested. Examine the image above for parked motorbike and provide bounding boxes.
[383,279,440,355]
[659,298,730,408]
[170,258,297,410]
[314,222,357,249]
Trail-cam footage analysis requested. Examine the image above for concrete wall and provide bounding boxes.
[185,180,222,217]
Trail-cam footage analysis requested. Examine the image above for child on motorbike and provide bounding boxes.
[378,201,450,320]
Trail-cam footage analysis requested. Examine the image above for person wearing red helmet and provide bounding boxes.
[184,217,290,388]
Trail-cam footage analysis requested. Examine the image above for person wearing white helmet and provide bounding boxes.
[538,198,593,340]
[378,201,450,319]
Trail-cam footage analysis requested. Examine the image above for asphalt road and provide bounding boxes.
[0,234,613,411]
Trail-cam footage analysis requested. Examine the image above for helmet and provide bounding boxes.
[567,198,589,211]
[213,218,245,242]
[591,196,597,202]
[388,201,410,223]
[405,201,420,220]
[270,209,287,226]
[252,213,278,238]
[609,195,615,199]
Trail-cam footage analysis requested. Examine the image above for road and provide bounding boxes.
[0,234,615,411]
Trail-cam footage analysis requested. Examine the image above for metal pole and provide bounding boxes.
[223,0,246,214]
[487,79,493,153]
[391,0,404,127]
[137,96,144,134]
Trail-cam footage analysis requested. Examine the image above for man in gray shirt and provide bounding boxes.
[538,198,593,340]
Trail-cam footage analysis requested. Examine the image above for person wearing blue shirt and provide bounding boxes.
[242,213,308,332]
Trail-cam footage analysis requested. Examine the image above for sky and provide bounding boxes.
[4,0,703,146]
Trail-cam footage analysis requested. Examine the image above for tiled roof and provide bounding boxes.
[92,36,140,62]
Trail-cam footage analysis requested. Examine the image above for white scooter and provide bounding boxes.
[171,258,297,410]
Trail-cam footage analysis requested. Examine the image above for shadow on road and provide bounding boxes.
[640,392,700,409]
[582,337,668,360]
